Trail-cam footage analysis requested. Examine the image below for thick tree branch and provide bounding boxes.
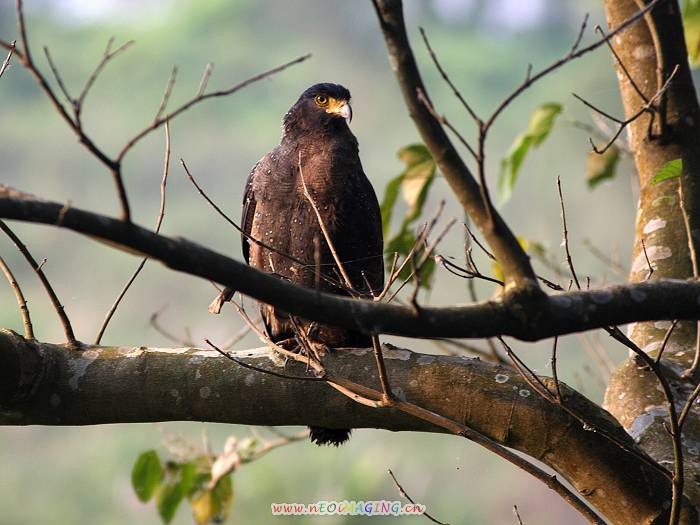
[2,190,700,341]
[0,329,694,524]
[370,0,539,293]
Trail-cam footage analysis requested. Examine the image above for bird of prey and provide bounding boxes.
[211,83,384,446]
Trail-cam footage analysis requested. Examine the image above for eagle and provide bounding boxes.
[211,83,384,446]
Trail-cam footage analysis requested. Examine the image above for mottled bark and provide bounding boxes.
[602,0,700,511]
[0,328,693,524]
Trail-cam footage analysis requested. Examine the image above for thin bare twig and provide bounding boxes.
[0,40,16,78]
[0,219,75,345]
[298,152,353,290]
[94,122,171,344]
[679,180,700,379]
[556,177,581,290]
[655,320,679,365]
[388,469,448,525]
[0,254,33,339]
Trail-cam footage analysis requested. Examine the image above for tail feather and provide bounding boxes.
[308,426,351,446]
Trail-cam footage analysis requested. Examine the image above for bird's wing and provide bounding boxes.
[241,160,262,264]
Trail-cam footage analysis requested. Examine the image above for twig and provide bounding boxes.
[148,307,195,347]
[77,37,134,116]
[655,320,679,365]
[94,122,171,344]
[594,25,648,105]
[42,46,74,106]
[576,64,679,154]
[206,339,325,382]
[298,152,353,290]
[116,54,311,163]
[641,238,654,281]
[513,505,524,525]
[605,327,683,523]
[0,254,33,339]
[551,336,562,402]
[556,177,581,290]
[372,335,393,402]
[388,469,448,525]
[0,219,75,345]
[0,39,16,78]
[154,66,177,122]
[419,27,480,126]
[679,180,700,378]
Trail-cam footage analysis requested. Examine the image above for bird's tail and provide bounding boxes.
[308,426,351,446]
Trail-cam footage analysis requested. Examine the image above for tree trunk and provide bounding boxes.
[602,0,700,510]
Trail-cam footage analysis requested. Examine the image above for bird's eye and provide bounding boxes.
[314,94,329,106]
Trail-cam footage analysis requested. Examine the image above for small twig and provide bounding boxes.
[372,335,393,402]
[556,177,581,290]
[419,27,480,126]
[77,37,134,114]
[94,122,171,344]
[298,152,354,290]
[577,64,679,154]
[117,53,311,163]
[551,336,562,402]
[0,39,15,78]
[679,179,700,378]
[513,505,524,525]
[0,254,34,339]
[594,25,648,104]
[0,219,75,345]
[154,65,178,122]
[148,307,195,347]
[196,62,214,97]
[388,469,448,525]
[42,46,74,106]
[206,339,325,383]
[655,320,679,365]
[641,238,654,281]
[582,238,626,277]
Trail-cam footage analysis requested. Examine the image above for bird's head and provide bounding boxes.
[283,83,353,135]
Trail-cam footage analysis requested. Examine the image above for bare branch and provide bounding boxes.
[0,255,33,339]
[388,469,448,525]
[0,219,75,345]
[94,122,171,344]
[0,40,15,79]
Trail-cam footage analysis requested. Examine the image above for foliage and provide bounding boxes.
[498,103,562,204]
[651,158,683,184]
[131,450,233,525]
[586,145,620,189]
[683,0,700,65]
[380,144,438,288]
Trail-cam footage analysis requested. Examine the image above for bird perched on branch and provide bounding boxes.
[210,83,384,446]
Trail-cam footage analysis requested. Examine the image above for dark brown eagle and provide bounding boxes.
[211,83,384,445]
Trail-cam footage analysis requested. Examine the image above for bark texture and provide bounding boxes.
[602,0,700,511]
[0,328,695,524]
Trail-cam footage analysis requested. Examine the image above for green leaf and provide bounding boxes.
[586,146,620,189]
[380,174,403,237]
[498,103,562,204]
[131,450,164,503]
[381,144,437,238]
[683,0,700,66]
[155,462,198,524]
[651,158,683,184]
[398,144,436,224]
[157,481,184,524]
[190,475,234,525]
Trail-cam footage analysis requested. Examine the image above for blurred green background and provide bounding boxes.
[0,0,676,523]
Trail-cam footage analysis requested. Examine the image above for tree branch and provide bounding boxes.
[2,189,700,341]
[0,329,694,524]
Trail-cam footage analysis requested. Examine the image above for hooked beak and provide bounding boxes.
[339,101,352,123]
[327,100,352,123]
